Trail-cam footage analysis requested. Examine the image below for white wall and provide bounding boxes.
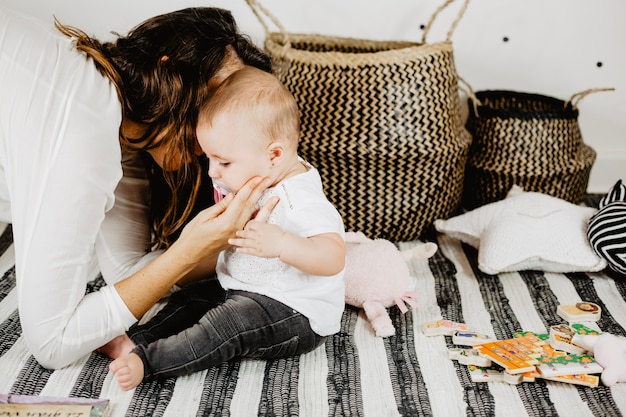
[2,0,624,192]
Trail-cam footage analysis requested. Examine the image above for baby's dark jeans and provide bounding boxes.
[127,279,326,381]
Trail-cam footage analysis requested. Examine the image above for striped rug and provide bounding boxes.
[0,216,625,417]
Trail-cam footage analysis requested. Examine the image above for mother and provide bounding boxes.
[0,6,275,369]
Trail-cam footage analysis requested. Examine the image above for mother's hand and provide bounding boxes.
[178,176,277,256]
[114,177,277,319]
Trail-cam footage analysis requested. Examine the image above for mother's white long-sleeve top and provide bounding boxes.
[0,7,160,369]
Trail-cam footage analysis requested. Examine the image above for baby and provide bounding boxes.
[108,66,346,390]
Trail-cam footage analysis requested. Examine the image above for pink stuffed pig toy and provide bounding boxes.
[574,333,626,386]
[344,231,438,337]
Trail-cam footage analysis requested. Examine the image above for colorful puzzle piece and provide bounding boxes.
[503,370,544,385]
[570,323,601,336]
[449,348,492,367]
[463,329,603,387]
[466,364,535,385]
[467,364,505,383]
[422,320,468,336]
[514,331,548,341]
[549,324,587,354]
[536,353,603,377]
[557,302,601,323]
[474,335,543,374]
[452,331,493,346]
[539,373,600,388]
[539,342,567,359]
[512,331,547,345]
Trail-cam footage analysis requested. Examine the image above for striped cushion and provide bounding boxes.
[588,180,626,277]
[599,179,626,209]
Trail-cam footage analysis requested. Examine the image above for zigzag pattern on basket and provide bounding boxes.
[463,90,602,209]
[270,36,470,241]
[248,0,473,241]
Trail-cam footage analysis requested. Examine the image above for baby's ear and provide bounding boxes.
[268,141,285,164]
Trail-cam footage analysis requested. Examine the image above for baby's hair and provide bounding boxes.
[200,66,300,148]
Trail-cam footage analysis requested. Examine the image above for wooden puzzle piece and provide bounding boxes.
[474,336,543,374]
[539,342,567,358]
[502,371,524,385]
[539,373,600,388]
[514,331,548,340]
[466,364,533,385]
[549,324,587,354]
[449,348,492,367]
[536,353,603,377]
[461,329,603,387]
[513,331,547,345]
[452,331,493,346]
[557,302,601,323]
[422,320,468,336]
[570,323,601,335]
[467,364,505,383]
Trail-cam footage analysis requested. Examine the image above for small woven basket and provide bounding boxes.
[463,89,612,209]
[247,0,472,241]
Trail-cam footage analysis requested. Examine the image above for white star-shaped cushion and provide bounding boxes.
[434,186,608,274]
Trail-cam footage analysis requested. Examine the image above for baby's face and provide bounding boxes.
[197,111,272,196]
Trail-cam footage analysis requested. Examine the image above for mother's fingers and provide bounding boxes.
[205,193,233,217]
[224,177,272,228]
[244,176,273,203]
[253,196,279,223]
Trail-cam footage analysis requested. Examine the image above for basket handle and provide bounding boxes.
[566,88,615,109]
[247,0,469,47]
[246,0,291,48]
[421,0,470,43]
[458,76,481,116]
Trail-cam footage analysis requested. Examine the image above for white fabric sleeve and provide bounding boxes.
[0,8,137,369]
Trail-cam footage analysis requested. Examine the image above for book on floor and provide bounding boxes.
[0,394,110,417]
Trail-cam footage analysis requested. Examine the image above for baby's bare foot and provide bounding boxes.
[109,353,144,391]
[98,334,135,359]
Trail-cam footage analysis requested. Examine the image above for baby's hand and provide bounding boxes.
[229,221,285,258]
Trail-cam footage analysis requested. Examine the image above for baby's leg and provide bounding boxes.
[98,334,136,359]
[109,353,144,391]
[128,279,225,345]
[123,291,322,383]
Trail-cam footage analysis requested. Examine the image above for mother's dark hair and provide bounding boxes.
[57,7,271,248]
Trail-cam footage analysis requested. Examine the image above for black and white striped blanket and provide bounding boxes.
[1,218,625,417]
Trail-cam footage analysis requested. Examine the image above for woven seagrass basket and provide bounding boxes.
[463,89,613,209]
[247,0,472,241]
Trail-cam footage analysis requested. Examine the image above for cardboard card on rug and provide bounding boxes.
[0,394,110,417]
